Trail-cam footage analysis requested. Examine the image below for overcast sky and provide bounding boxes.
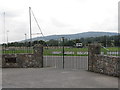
[0,0,119,43]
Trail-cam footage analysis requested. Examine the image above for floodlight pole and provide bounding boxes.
[6,30,9,44]
[29,7,32,46]
[3,12,6,44]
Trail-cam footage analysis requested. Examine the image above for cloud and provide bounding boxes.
[90,15,118,32]
[0,0,118,43]
[0,10,23,19]
[51,18,71,28]
[5,12,19,18]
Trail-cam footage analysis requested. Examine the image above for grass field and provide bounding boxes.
[43,47,88,56]
[2,47,119,56]
[44,47,119,56]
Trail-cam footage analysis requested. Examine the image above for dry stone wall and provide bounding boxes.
[88,44,119,77]
[2,44,43,68]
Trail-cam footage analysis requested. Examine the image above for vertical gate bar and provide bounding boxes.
[79,55,80,69]
[80,55,81,69]
[71,47,72,69]
[87,54,89,70]
[83,56,85,69]
[73,49,75,69]
[75,52,77,69]
[46,56,47,67]
[62,37,64,69]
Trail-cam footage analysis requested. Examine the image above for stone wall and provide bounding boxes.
[88,44,119,77]
[2,44,43,68]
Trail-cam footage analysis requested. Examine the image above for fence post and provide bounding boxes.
[88,44,101,71]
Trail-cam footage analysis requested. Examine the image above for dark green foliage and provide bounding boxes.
[2,35,119,47]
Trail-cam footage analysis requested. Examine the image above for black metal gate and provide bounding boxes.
[43,46,88,70]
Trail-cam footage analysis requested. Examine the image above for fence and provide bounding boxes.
[3,45,119,56]
[43,46,88,70]
[100,46,119,56]
[2,46,33,54]
[43,46,119,56]
[43,56,88,69]
[43,46,88,56]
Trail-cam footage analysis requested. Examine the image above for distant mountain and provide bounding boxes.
[25,31,118,41]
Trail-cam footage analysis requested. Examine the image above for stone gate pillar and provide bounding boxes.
[88,44,101,71]
[33,44,43,68]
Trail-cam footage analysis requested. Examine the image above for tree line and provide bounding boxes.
[2,35,120,47]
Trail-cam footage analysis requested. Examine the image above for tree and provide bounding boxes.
[46,39,59,46]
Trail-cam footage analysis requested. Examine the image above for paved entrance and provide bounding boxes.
[2,68,118,88]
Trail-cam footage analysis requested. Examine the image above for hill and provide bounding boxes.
[25,31,118,41]
[23,32,118,41]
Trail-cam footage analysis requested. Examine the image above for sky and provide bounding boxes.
[0,0,119,43]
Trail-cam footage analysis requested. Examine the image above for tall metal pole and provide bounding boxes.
[3,12,5,43]
[29,7,32,46]
[62,37,65,69]
[3,12,6,53]
[6,30,9,44]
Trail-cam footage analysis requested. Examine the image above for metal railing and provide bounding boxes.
[2,46,33,54]
[101,46,119,56]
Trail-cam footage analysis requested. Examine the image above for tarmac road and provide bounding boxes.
[2,68,118,88]
[2,56,118,88]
